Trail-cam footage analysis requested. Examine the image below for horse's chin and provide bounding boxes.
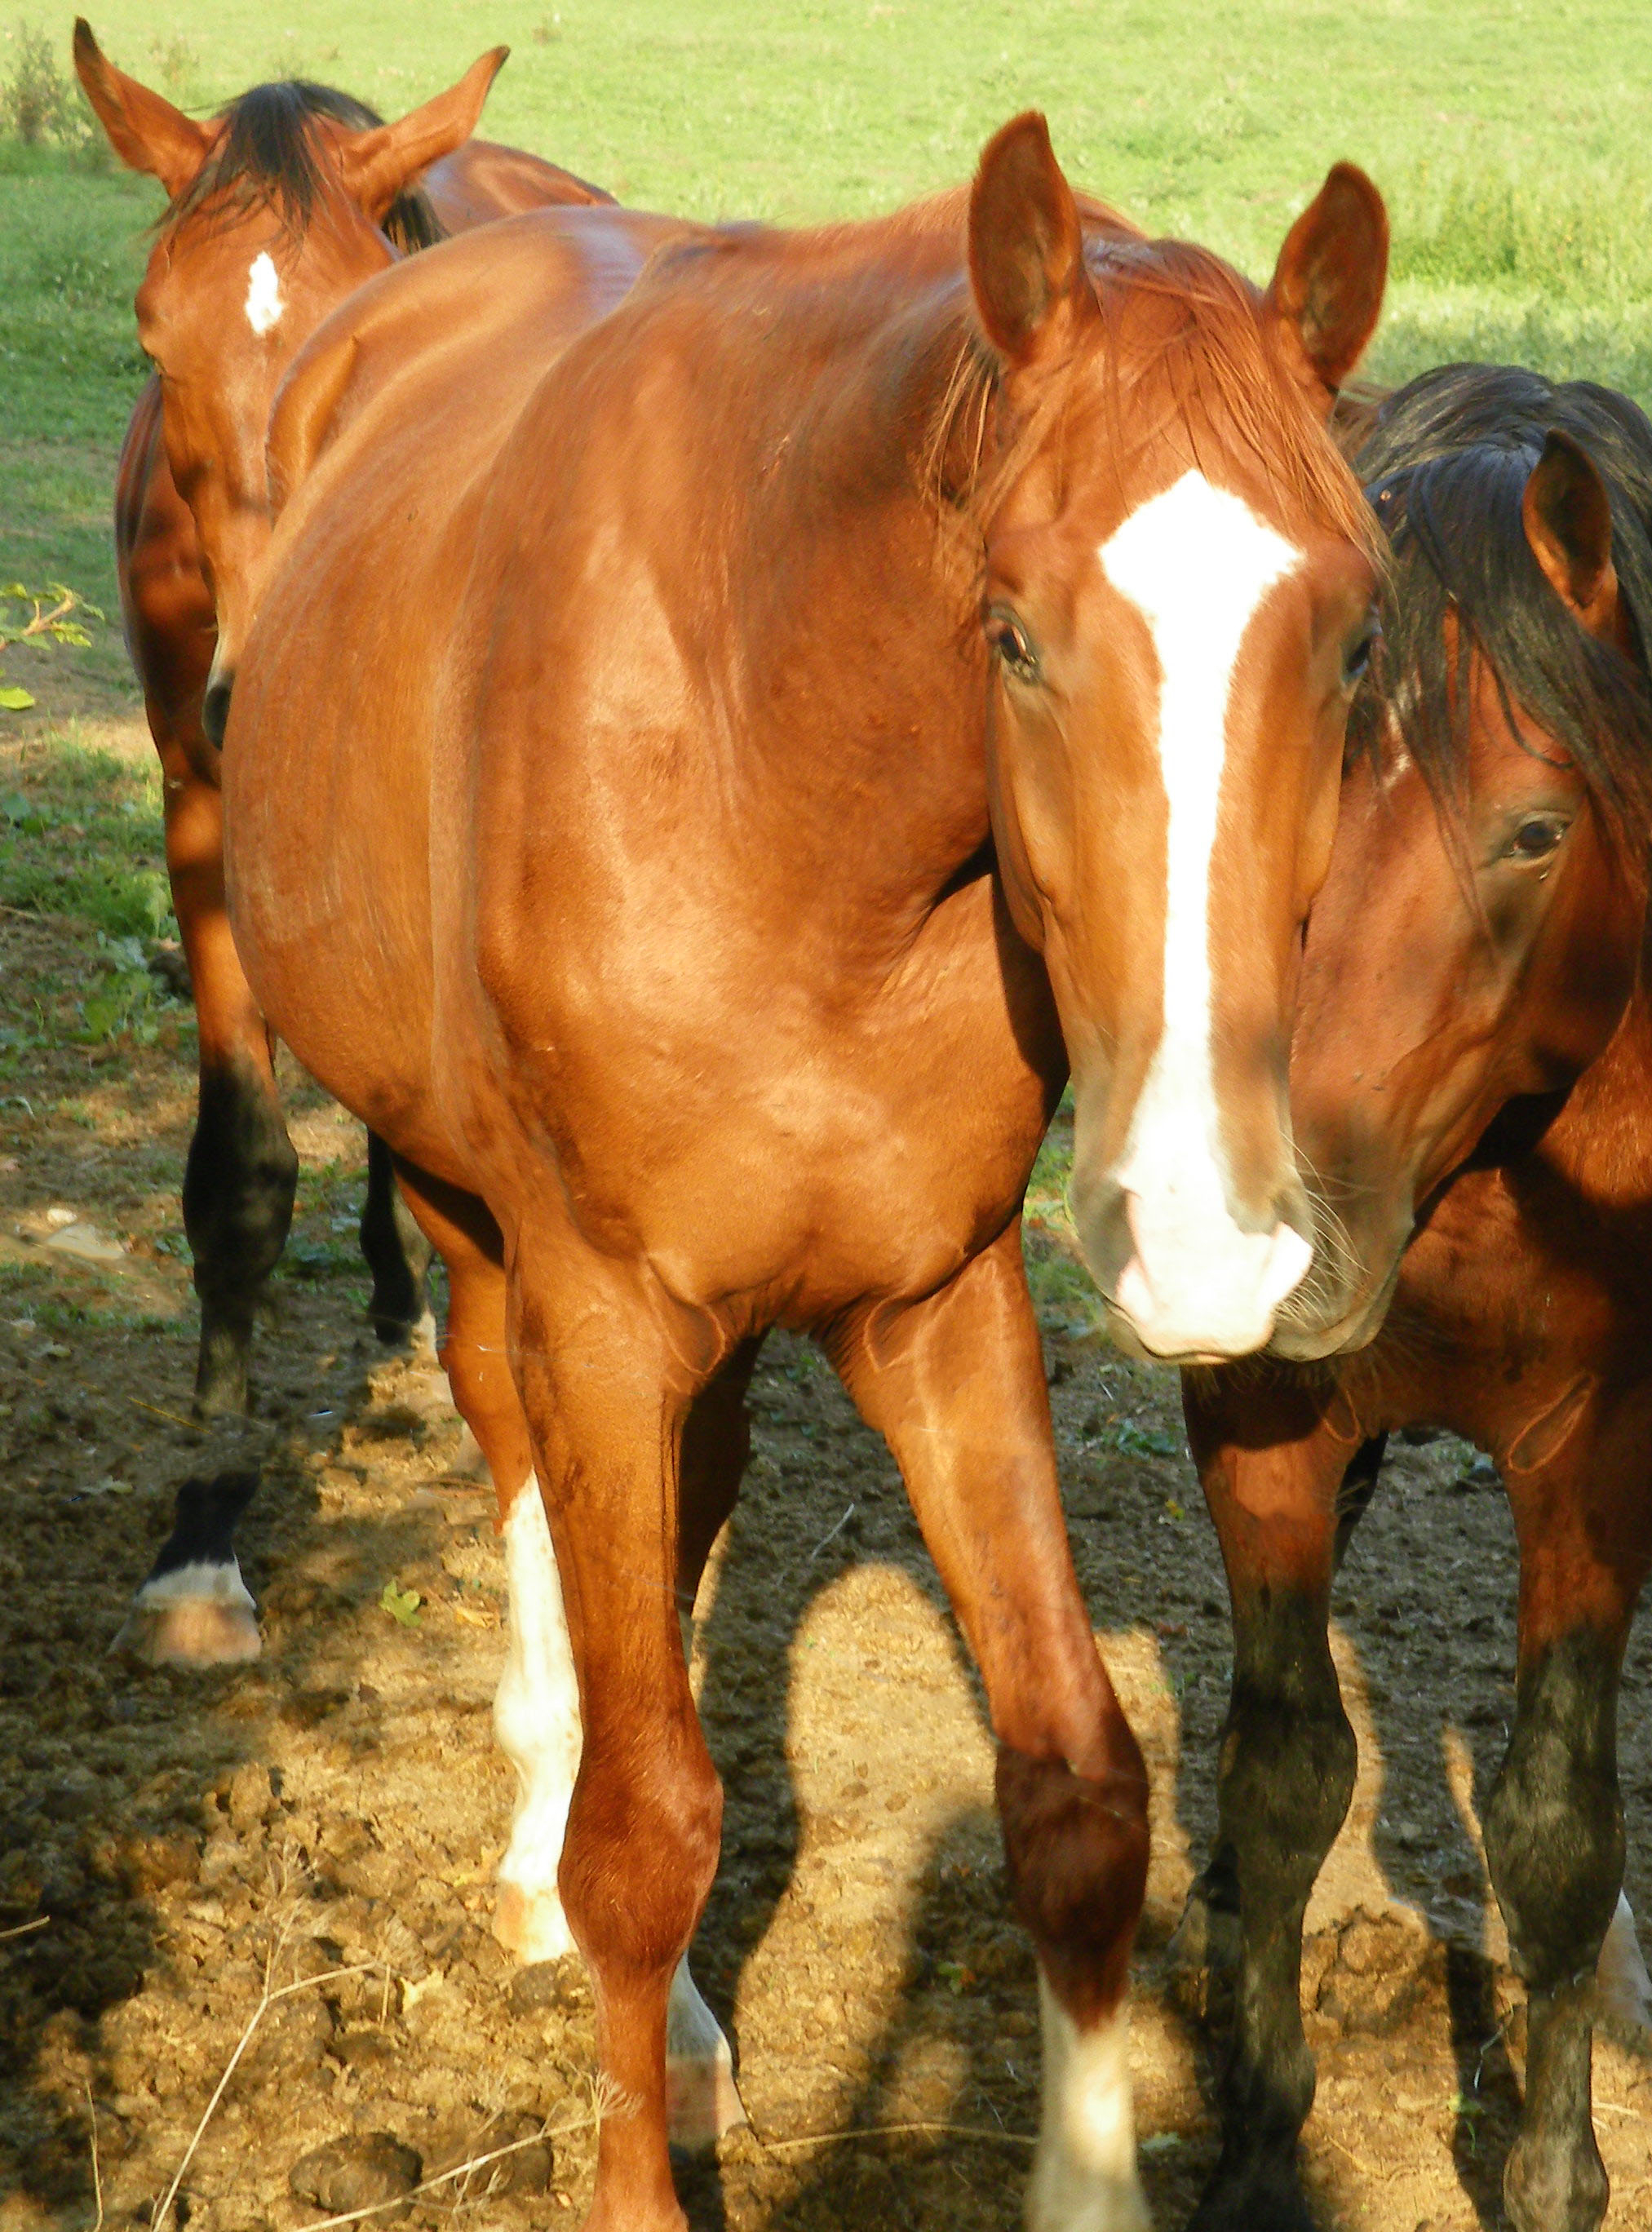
[1264,1264,1402,1362]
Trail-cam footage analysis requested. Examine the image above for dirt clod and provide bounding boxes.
[287,2132,421,2219]
[508,1955,583,2014]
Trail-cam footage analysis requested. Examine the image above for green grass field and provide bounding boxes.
[4,2,1652,751]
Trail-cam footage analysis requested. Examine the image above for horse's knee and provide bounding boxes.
[996,1733,1150,2232]
[996,1724,1149,2016]
[561,1720,722,1979]
[1484,1629,1623,1991]
[1220,1588,1354,1892]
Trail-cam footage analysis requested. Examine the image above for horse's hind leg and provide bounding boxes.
[361,1130,434,1347]
[837,1226,1151,2232]
[1485,1406,1652,2232]
[162,752,298,1417]
[1180,1370,1359,2232]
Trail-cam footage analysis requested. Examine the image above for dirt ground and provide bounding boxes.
[0,727,1649,2232]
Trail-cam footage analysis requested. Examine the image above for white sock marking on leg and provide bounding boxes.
[1026,1977,1149,2232]
[1597,1889,1652,2028]
[494,1477,582,1962]
[134,1556,255,1614]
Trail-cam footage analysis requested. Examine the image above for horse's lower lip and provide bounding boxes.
[1101,1300,1260,1369]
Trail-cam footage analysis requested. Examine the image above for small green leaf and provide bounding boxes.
[0,688,34,711]
[1113,1421,1180,1460]
[380,1580,423,1627]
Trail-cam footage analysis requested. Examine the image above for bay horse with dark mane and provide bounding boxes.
[73,29,607,1371]
[73,23,611,1661]
[219,113,1387,2225]
[1179,364,1652,2232]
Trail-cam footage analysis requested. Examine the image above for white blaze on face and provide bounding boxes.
[1099,469,1312,1358]
[1026,1979,1148,2231]
[244,250,286,337]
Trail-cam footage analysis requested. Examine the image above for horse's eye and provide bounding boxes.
[988,609,1039,683]
[1342,622,1378,689]
[1506,815,1569,863]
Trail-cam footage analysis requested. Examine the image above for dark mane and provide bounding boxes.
[1350,363,1652,857]
[162,80,444,255]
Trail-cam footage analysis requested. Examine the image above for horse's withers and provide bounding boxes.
[973,146,1386,1362]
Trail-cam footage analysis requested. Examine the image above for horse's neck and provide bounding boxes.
[701,246,996,899]
[1537,968,1652,1204]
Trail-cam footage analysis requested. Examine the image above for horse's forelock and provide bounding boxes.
[1352,365,1652,867]
[159,78,444,253]
[928,233,1379,569]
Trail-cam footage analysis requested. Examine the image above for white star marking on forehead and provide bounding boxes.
[245,251,285,338]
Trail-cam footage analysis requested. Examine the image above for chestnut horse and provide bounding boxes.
[222,122,1386,2226]
[1180,366,1652,2232]
[74,24,612,1473]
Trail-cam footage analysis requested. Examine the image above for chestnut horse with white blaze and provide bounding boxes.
[75,23,611,1662]
[224,120,1386,2227]
[75,22,609,1412]
[1180,366,1652,2232]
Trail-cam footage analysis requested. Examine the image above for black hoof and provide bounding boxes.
[1189,2154,1318,2232]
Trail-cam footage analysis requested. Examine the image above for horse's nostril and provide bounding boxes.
[202,675,233,748]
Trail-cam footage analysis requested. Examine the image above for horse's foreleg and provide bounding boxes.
[361,1129,434,1347]
[511,1241,725,2232]
[1171,1428,1388,1993]
[838,1224,1150,2232]
[162,753,297,1417]
[390,1166,737,2157]
[1181,1370,1357,2232]
[1485,1406,1651,2232]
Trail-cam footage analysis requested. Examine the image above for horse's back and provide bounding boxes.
[419,137,615,226]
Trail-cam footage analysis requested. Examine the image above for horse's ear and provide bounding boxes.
[336,46,509,223]
[968,112,1094,374]
[1265,163,1388,418]
[1523,429,1622,642]
[73,20,212,198]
